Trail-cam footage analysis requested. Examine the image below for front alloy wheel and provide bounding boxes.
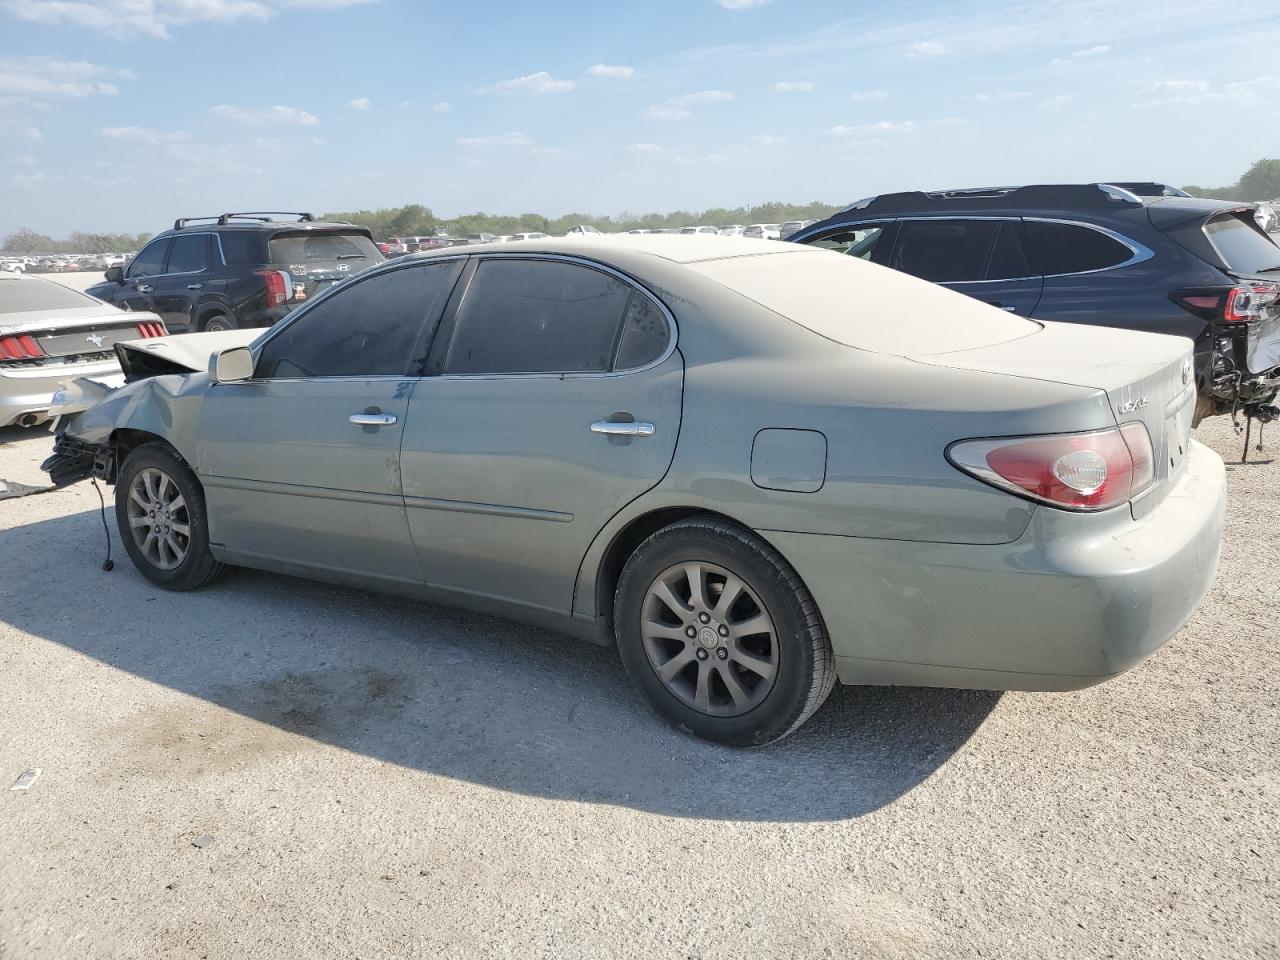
[126,467,191,570]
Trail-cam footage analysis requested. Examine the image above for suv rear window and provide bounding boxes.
[269,231,380,266]
[1021,221,1133,275]
[1204,214,1280,275]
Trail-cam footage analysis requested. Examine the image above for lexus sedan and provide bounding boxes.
[43,236,1225,745]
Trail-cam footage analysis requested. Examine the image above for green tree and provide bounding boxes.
[1235,159,1280,201]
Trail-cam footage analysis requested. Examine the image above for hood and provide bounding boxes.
[115,328,260,380]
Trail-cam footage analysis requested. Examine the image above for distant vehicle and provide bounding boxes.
[780,220,818,238]
[679,226,720,236]
[743,224,782,240]
[508,232,549,241]
[718,225,746,238]
[1256,204,1279,235]
[466,233,498,244]
[86,212,384,333]
[626,229,654,235]
[0,272,166,427]
[788,182,1280,423]
[0,259,25,274]
[564,225,604,238]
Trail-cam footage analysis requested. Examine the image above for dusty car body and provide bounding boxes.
[0,273,166,428]
[43,237,1226,744]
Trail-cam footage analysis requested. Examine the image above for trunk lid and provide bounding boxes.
[913,322,1195,510]
[1,306,166,370]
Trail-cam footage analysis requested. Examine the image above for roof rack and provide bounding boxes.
[1106,182,1192,198]
[173,212,316,230]
[842,183,1147,215]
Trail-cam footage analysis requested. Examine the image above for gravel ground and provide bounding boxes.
[1,310,1277,957]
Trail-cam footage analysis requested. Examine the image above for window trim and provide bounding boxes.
[431,253,679,382]
[160,231,216,278]
[1020,217,1154,280]
[247,255,468,383]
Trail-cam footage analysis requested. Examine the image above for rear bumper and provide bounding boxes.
[764,439,1226,691]
[0,363,122,426]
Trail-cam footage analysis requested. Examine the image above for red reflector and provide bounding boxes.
[1179,295,1221,310]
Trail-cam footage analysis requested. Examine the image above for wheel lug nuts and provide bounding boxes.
[696,648,709,661]
[685,626,697,638]
[716,648,728,660]
[698,613,711,624]
[718,625,729,637]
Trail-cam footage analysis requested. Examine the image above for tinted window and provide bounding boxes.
[808,224,891,262]
[614,293,670,369]
[166,233,208,273]
[256,262,458,379]
[1021,221,1133,275]
[1204,214,1280,274]
[126,238,169,279]
[891,220,1000,283]
[444,259,632,375]
[268,231,381,267]
[986,223,1033,280]
[218,232,262,265]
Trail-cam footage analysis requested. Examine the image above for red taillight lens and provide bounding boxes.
[1224,282,1279,323]
[949,425,1155,511]
[257,269,289,306]
[0,334,46,359]
[135,321,166,338]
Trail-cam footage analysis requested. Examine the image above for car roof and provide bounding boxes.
[407,234,807,266]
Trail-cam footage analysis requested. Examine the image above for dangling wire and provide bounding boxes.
[91,478,114,572]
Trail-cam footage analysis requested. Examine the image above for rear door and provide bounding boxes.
[400,255,683,614]
[197,258,463,584]
[148,232,211,332]
[888,218,1044,316]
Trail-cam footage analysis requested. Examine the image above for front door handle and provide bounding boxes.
[136,284,153,294]
[349,412,398,427]
[986,301,1017,312]
[187,283,203,290]
[591,419,655,437]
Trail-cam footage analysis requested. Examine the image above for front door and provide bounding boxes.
[195,258,464,585]
[148,231,211,332]
[400,256,683,614]
[115,236,169,313]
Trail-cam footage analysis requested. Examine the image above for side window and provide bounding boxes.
[808,224,892,262]
[614,293,671,369]
[1021,221,1133,276]
[165,234,209,274]
[986,223,1033,280]
[218,232,262,266]
[126,238,170,279]
[255,262,459,379]
[890,220,1000,283]
[444,259,633,375]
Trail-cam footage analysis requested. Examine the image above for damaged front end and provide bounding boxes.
[42,433,116,487]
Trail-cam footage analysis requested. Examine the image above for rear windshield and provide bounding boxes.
[0,278,97,314]
[269,231,380,265]
[1204,215,1280,275]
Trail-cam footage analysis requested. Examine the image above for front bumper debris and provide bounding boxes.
[41,434,115,488]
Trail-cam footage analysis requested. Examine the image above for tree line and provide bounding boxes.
[4,159,1277,253]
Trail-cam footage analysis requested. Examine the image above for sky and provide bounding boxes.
[2,0,1279,237]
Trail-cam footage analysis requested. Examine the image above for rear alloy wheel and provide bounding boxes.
[201,314,235,332]
[116,443,227,591]
[615,517,835,746]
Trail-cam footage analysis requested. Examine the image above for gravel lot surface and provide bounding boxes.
[1,280,1277,958]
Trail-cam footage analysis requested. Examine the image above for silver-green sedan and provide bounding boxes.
[43,236,1226,745]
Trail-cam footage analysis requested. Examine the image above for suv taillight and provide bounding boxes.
[0,334,45,360]
[948,424,1155,511]
[1172,283,1279,323]
[257,269,290,306]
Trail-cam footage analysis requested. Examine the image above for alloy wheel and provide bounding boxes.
[126,467,191,571]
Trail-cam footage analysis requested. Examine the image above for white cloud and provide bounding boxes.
[905,41,948,58]
[0,0,376,40]
[717,0,769,7]
[645,103,690,121]
[1072,44,1111,57]
[628,142,663,153]
[587,63,634,79]
[12,171,51,187]
[1152,79,1210,94]
[830,117,962,137]
[98,125,189,145]
[773,81,813,93]
[13,152,36,166]
[17,126,42,141]
[457,131,532,147]
[974,91,1031,103]
[433,101,452,113]
[488,71,576,94]
[0,57,131,99]
[211,103,319,125]
[849,89,889,102]
[1136,76,1277,107]
[1044,94,1076,107]
[348,96,371,111]
[671,89,734,106]
[646,89,735,120]
[752,134,788,145]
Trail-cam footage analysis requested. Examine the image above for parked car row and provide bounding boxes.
[3,254,131,274]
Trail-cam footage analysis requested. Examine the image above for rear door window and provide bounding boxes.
[443,259,634,375]
[1204,214,1280,275]
[1021,221,1134,275]
[268,231,381,269]
[255,261,461,379]
[986,222,1033,280]
[165,233,209,274]
[126,238,169,279]
[890,220,1001,282]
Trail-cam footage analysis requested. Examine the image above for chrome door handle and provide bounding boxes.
[591,420,655,437]
[187,283,203,290]
[349,413,398,426]
[136,284,153,294]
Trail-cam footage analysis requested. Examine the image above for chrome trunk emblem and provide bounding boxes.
[1116,397,1149,415]
[86,333,105,347]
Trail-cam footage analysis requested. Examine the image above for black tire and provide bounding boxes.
[115,443,228,591]
[200,313,236,332]
[614,517,835,747]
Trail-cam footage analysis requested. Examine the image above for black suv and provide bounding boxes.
[88,212,383,333]
[789,183,1280,422]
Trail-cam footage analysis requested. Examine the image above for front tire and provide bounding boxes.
[115,443,227,591]
[614,517,835,747]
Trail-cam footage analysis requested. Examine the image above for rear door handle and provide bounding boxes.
[349,413,398,427]
[591,420,655,437]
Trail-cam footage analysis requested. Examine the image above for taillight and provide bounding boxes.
[1172,283,1279,323]
[135,321,166,338]
[257,269,290,306]
[0,334,45,360]
[948,424,1155,511]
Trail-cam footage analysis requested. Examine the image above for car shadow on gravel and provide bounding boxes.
[2,507,1000,823]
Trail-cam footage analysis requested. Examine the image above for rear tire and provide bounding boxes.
[115,443,227,591]
[200,313,236,332]
[614,517,835,747]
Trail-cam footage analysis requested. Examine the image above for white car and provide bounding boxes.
[718,225,746,238]
[1256,204,1279,235]
[743,224,782,240]
[1,259,25,274]
[679,226,720,236]
[508,232,549,242]
[780,220,818,238]
[564,225,604,239]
